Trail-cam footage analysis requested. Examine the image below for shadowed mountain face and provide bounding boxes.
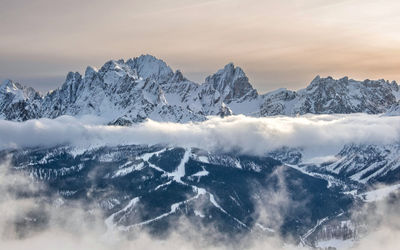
[3,141,400,248]
[0,145,355,243]
[1,55,399,123]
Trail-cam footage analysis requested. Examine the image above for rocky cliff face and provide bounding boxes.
[1,55,399,124]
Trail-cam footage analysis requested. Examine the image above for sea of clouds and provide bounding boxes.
[1,114,399,156]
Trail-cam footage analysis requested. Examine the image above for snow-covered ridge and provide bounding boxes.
[260,75,399,116]
[272,142,400,186]
[1,54,399,124]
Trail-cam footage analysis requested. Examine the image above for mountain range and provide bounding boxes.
[1,55,400,249]
[1,54,400,124]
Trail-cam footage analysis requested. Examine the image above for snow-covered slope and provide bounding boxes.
[385,101,400,116]
[271,143,400,186]
[1,55,400,123]
[321,144,400,184]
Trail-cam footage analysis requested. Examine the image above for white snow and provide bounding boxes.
[139,148,166,161]
[191,169,209,177]
[154,180,172,191]
[316,238,355,250]
[197,156,209,163]
[255,223,275,233]
[194,210,205,218]
[358,184,400,202]
[300,217,329,245]
[120,190,205,231]
[234,160,242,169]
[167,149,190,183]
[208,192,248,228]
[112,162,145,178]
[105,197,140,232]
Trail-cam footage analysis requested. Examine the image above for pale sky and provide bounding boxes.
[1,0,400,93]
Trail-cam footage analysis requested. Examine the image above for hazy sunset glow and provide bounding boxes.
[1,0,400,92]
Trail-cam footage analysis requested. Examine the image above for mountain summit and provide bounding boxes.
[1,55,399,123]
[204,62,258,103]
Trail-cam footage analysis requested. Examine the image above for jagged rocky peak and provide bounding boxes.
[0,79,22,96]
[306,75,350,91]
[83,66,100,84]
[126,54,174,83]
[78,55,176,87]
[259,75,400,116]
[205,63,258,103]
[0,79,41,100]
[85,65,98,77]
[303,75,400,113]
[2,54,400,123]
[307,75,399,91]
[78,55,175,87]
[307,75,321,87]
[65,71,82,84]
[53,71,83,101]
[1,78,18,90]
[95,59,138,86]
[0,79,42,121]
[99,59,133,74]
[170,70,186,82]
[390,80,399,90]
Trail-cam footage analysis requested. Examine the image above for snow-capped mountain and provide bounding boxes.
[1,55,399,124]
[40,56,206,124]
[2,54,400,249]
[0,79,42,121]
[260,76,400,116]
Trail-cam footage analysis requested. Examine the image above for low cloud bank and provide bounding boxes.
[1,114,400,155]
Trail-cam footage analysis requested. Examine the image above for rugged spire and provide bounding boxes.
[204,63,258,103]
